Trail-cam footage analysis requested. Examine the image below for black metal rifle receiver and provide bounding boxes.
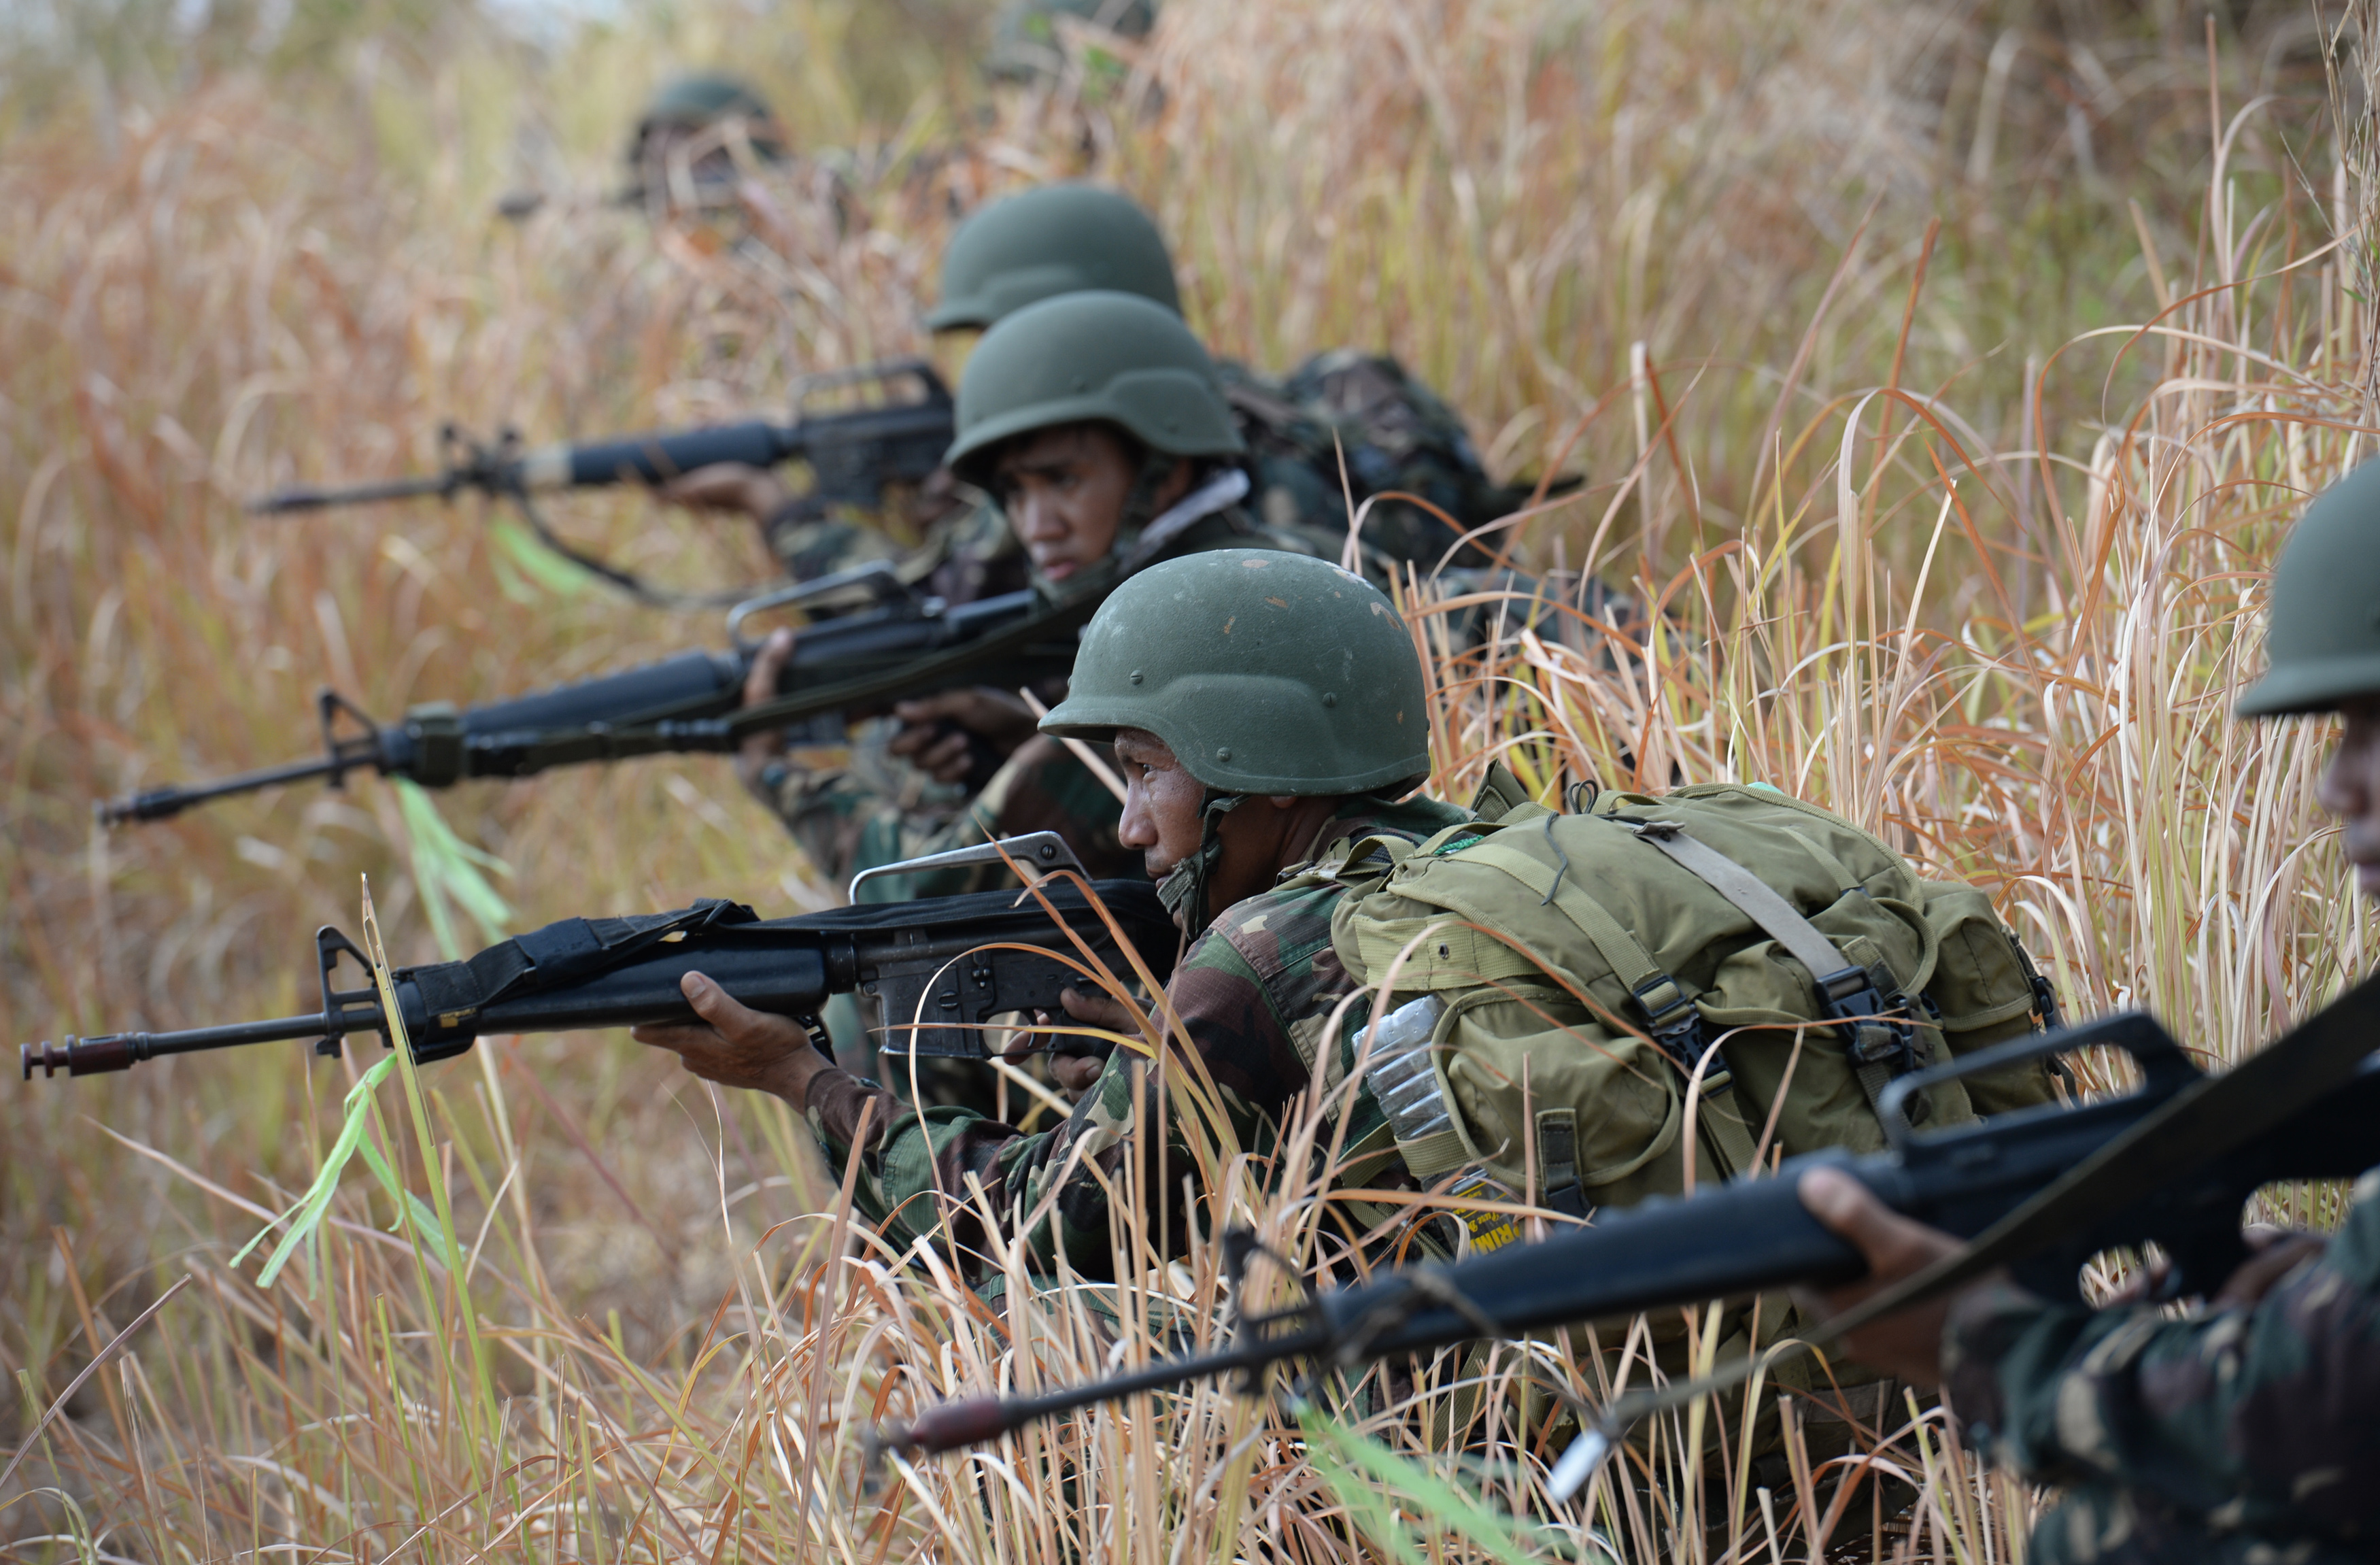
[876,975,2380,1458]
[22,875,1176,1080]
[245,360,956,609]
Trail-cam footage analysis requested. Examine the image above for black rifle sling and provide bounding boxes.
[406,898,758,1020]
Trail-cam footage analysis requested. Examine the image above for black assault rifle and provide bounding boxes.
[252,360,951,522]
[877,975,2380,1459]
[249,360,954,605]
[99,565,1082,824]
[21,854,1172,1079]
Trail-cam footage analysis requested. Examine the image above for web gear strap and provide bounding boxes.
[1624,819,1928,1113]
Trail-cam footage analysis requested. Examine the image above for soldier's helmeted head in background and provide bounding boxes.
[927,184,1180,334]
[942,289,1242,595]
[2236,458,2380,898]
[626,72,785,214]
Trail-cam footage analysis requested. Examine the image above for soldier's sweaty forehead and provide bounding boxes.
[989,421,1130,483]
[1110,728,1176,769]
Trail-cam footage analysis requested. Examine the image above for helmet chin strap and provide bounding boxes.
[1155,792,1244,937]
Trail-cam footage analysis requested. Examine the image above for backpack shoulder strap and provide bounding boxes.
[1451,820,1727,1101]
[1620,818,1924,1115]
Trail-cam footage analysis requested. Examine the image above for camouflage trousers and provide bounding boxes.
[2026,1486,2372,1565]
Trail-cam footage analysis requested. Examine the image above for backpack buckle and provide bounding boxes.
[1819,966,1921,1075]
[1631,976,1731,1094]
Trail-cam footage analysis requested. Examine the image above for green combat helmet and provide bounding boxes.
[627,72,784,166]
[2236,458,2380,717]
[945,289,1234,477]
[925,184,1180,331]
[1041,548,1430,927]
[944,288,1246,601]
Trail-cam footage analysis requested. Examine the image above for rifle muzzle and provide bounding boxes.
[878,1397,1013,1455]
[22,1035,153,1078]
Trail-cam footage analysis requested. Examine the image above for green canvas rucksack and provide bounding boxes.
[1319,766,2064,1236]
[1306,765,2064,1479]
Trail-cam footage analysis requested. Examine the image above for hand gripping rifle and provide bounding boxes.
[99,565,1084,824]
[248,361,954,607]
[878,972,2380,1465]
[22,845,1174,1080]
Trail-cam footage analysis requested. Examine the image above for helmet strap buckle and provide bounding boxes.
[1157,792,1245,937]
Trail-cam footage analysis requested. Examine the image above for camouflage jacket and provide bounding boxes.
[1221,352,1537,569]
[1943,1168,2380,1564]
[800,794,1470,1279]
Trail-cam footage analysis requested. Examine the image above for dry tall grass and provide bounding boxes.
[5,0,2374,1560]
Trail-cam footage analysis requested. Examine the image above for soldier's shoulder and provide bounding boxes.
[1191,875,1348,988]
[1338,794,1472,844]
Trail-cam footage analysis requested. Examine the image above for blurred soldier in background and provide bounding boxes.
[983,0,1159,86]
[497,71,794,223]
[623,73,789,217]
[1797,460,2380,1564]
[660,181,1553,588]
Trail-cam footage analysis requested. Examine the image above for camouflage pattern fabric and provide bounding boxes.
[760,728,1136,905]
[1942,1166,2380,1563]
[760,478,1019,592]
[799,794,1468,1279]
[1223,352,1544,569]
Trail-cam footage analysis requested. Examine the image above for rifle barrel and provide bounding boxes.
[890,1334,1324,1454]
[249,473,460,514]
[22,1005,386,1079]
[99,754,352,824]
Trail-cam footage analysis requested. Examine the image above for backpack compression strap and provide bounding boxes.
[1446,823,1764,1188]
[1622,820,1926,1115]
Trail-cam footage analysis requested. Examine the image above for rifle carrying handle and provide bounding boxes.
[1876,1010,2197,1149]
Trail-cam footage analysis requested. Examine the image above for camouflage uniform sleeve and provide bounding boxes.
[758,729,1131,898]
[1944,1169,2380,1536]
[807,886,1342,1281]
[751,720,980,895]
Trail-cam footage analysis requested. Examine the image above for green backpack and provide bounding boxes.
[1318,766,2064,1238]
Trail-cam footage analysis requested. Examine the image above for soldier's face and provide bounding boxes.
[2317,696,2380,899]
[991,424,1138,584]
[1111,727,1326,918]
[1112,728,1206,875]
